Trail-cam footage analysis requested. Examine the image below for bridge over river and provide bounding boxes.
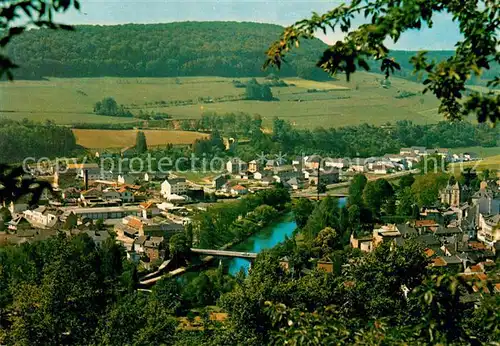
[190,248,258,259]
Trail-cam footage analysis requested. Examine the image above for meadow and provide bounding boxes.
[0,73,444,129]
[449,155,500,174]
[72,129,208,149]
[448,146,500,175]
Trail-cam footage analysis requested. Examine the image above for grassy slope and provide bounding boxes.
[0,73,442,129]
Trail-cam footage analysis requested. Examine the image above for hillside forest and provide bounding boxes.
[6,22,499,86]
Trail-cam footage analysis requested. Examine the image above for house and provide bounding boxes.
[279,257,290,272]
[324,158,349,170]
[248,160,260,173]
[372,224,402,248]
[117,174,137,185]
[7,215,33,232]
[384,154,406,164]
[411,146,428,156]
[253,171,263,180]
[304,155,322,170]
[350,158,366,172]
[143,172,164,182]
[285,177,304,190]
[316,259,334,273]
[23,206,60,229]
[102,188,122,201]
[62,187,81,200]
[472,185,500,215]
[400,148,413,155]
[372,165,389,175]
[77,166,113,182]
[434,148,451,161]
[231,184,248,196]
[291,156,304,169]
[273,167,298,183]
[261,176,275,186]
[81,230,111,247]
[226,158,248,174]
[115,216,184,239]
[236,171,252,180]
[60,205,141,221]
[477,214,500,246]
[307,169,339,185]
[140,202,160,219]
[56,163,99,179]
[414,219,440,233]
[350,233,375,252]
[264,159,279,171]
[144,236,164,261]
[80,188,104,203]
[161,178,187,199]
[463,152,479,161]
[118,186,135,203]
[212,175,228,190]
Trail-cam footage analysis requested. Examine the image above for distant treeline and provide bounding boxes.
[7,22,330,81]
[0,119,78,163]
[188,112,498,159]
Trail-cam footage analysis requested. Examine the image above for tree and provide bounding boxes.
[398,174,415,190]
[312,227,338,257]
[397,187,416,217]
[135,131,148,154]
[317,183,327,194]
[93,97,132,117]
[362,179,394,216]
[245,78,274,101]
[411,172,449,206]
[348,174,367,207]
[292,198,314,229]
[265,0,499,124]
[168,233,190,261]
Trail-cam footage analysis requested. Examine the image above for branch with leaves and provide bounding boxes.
[0,0,80,80]
[265,0,499,123]
[0,164,53,206]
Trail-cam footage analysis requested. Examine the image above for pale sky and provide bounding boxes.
[54,0,462,50]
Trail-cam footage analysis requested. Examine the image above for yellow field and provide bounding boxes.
[73,129,208,149]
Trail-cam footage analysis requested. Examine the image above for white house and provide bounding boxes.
[161,178,187,199]
[231,184,248,196]
[117,174,136,185]
[477,213,500,246]
[23,206,59,228]
[350,158,366,173]
[324,158,349,170]
[253,172,263,180]
[226,158,248,174]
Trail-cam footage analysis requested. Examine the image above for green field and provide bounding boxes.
[449,146,500,158]
[0,73,443,129]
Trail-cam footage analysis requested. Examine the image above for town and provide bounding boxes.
[0,1,499,344]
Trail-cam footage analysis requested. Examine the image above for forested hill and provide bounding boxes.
[7,22,330,80]
[6,21,499,84]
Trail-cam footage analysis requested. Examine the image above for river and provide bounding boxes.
[226,197,347,274]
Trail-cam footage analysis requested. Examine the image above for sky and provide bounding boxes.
[55,0,462,50]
